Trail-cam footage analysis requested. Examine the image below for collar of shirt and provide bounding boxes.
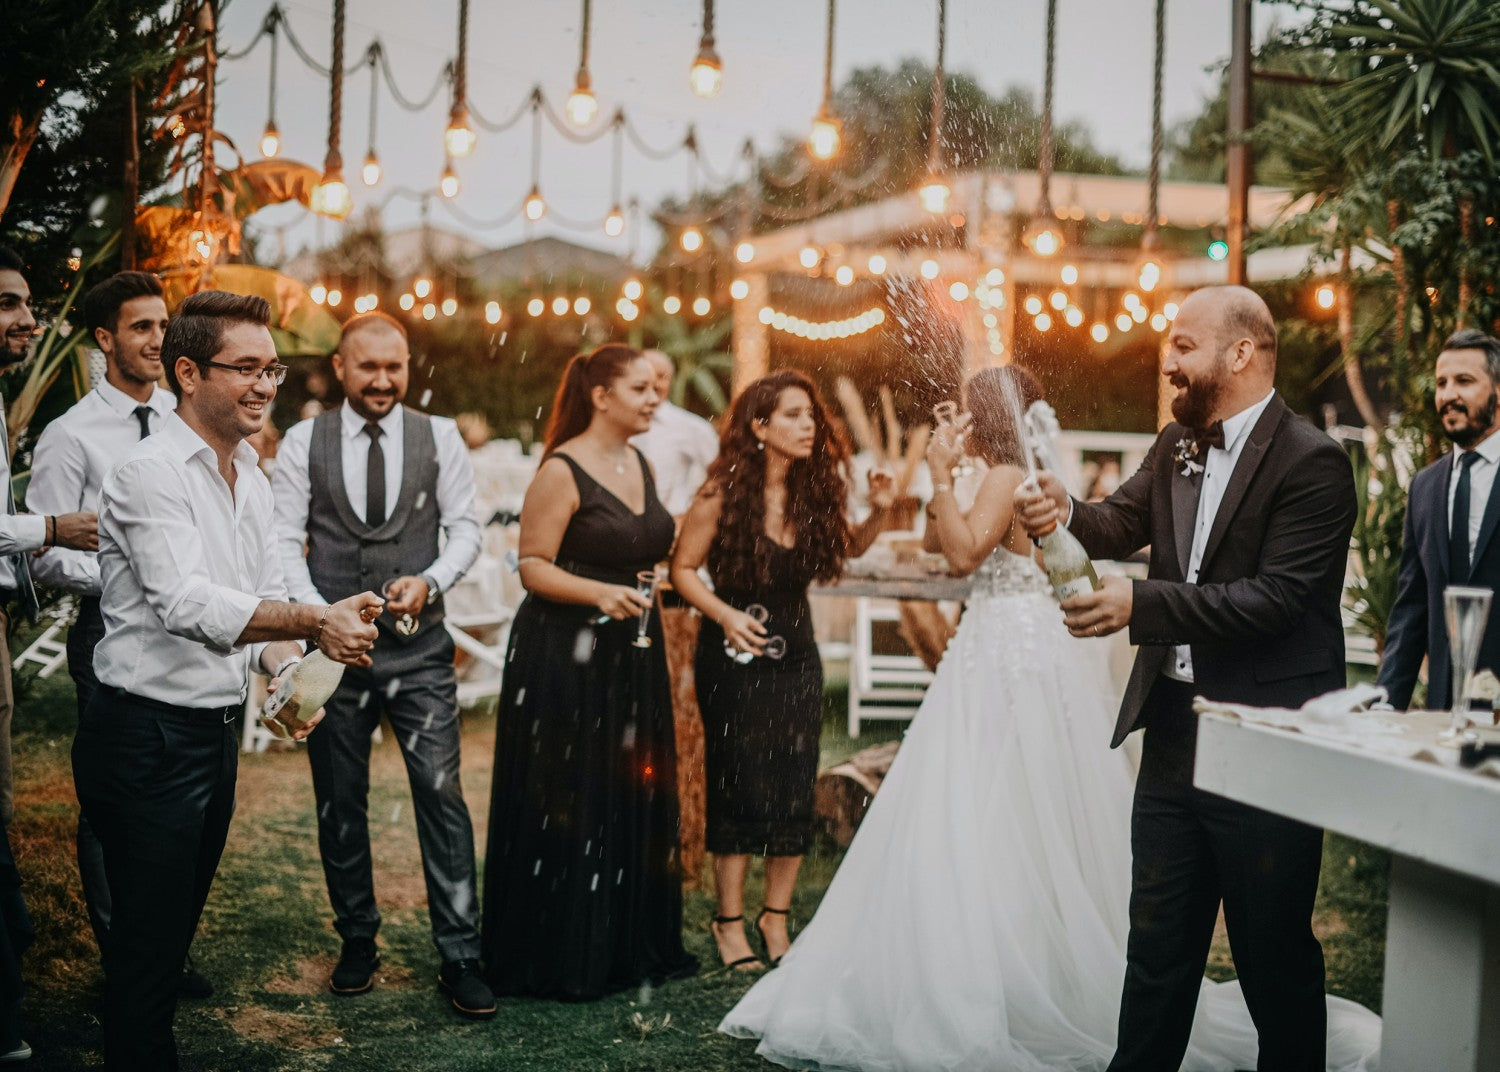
[1453,428,1500,471]
[158,411,260,474]
[340,399,403,441]
[95,378,173,421]
[1212,388,1276,459]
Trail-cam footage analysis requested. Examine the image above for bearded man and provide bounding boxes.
[1380,329,1500,709]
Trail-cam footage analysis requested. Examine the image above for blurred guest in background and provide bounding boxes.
[631,349,718,518]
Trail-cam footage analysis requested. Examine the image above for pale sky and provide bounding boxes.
[214,0,1259,264]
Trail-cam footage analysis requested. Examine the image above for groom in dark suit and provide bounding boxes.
[1018,285,1356,1072]
[1379,329,1500,709]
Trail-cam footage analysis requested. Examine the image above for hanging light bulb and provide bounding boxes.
[1025,219,1063,257]
[692,296,711,316]
[361,149,382,187]
[414,278,433,299]
[835,265,854,286]
[441,297,458,316]
[527,297,545,316]
[623,278,643,301]
[1137,258,1163,292]
[799,245,821,270]
[663,295,682,314]
[525,185,547,221]
[566,70,598,127]
[259,120,281,158]
[1091,323,1109,342]
[808,107,841,161]
[735,241,755,264]
[310,166,352,220]
[445,103,477,158]
[552,296,570,315]
[680,226,704,253]
[730,279,749,300]
[439,160,460,199]
[311,283,328,304]
[689,35,722,97]
[867,254,887,275]
[1060,264,1079,285]
[399,293,415,311]
[603,204,626,237]
[1315,284,1336,310]
[485,301,502,324]
[917,174,951,214]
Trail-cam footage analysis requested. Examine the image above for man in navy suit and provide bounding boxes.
[1380,328,1500,709]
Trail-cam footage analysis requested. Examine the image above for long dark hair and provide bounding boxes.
[704,370,852,591]
[543,343,643,454]
[963,365,1044,468]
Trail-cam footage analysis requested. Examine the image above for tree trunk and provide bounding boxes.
[1458,196,1473,323]
[0,108,44,224]
[121,78,139,271]
[1339,243,1382,432]
[814,741,900,848]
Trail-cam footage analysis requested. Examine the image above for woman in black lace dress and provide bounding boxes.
[671,370,891,971]
[481,343,696,1000]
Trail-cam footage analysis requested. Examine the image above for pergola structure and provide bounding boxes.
[731,168,1316,402]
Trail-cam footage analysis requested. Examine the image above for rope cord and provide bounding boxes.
[1037,0,1057,215]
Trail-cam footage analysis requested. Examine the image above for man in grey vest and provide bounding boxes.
[271,312,493,1019]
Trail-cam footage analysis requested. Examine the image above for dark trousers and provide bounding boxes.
[1108,678,1328,1072]
[66,598,112,953]
[0,822,33,1053]
[73,692,237,1072]
[305,654,481,962]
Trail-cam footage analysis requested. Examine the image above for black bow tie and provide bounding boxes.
[1192,421,1225,454]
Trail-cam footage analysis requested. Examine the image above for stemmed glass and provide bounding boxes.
[723,603,786,663]
[632,568,661,648]
[1442,585,1493,740]
[381,579,419,636]
[933,400,974,478]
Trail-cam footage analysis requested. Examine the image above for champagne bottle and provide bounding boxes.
[261,651,347,741]
[1037,521,1101,602]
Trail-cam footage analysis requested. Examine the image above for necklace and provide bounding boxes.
[606,449,629,475]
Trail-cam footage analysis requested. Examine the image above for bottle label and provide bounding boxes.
[1055,575,1096,601]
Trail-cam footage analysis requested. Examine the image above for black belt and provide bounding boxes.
[102,686,241,725]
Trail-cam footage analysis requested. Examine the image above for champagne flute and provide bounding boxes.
[381,578,419,636]
[933,400,974,478]
[1443,585,1493,741]
[724,603,770,664]
[632,568,661,649]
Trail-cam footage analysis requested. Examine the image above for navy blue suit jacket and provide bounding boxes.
[1378,451,1500,709]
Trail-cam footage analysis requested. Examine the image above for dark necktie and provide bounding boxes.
[1192,420,1226,455]
[133,405,153,440]
[364,422,386,527]
[1450,450,1482,581]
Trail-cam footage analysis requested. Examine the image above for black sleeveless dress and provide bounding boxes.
[480,450,697,1000]
[695,538,823,857]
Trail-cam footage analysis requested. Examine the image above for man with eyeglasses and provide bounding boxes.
[25,271,213,996]
[0,246,102,1064]
[72,291,381,1071]
[271,311,491,1019]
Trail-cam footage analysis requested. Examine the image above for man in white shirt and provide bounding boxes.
[28,270,177,980]
[270,312,492,1018]
[72,291,380,1072]
[631,349,719,516]
[1381,329,1500,708]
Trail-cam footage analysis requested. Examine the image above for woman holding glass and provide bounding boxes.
[481,343,696,1000]
[671,370,892,972]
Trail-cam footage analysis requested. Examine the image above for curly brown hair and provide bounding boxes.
[704,370,853,592]
[963,365,1043,468]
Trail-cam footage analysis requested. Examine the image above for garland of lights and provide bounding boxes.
[759,305,885,340]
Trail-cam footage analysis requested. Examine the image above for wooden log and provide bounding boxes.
[661,605,707,888]
[814,741,901,848]
[896,600,959,672]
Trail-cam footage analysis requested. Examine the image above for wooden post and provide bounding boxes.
[732,271,769,395]
[1226,0,1253,286]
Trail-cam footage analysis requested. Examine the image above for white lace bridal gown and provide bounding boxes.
[720,545,1381,1072]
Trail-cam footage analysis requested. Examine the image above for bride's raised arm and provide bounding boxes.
[925,460,1027,576]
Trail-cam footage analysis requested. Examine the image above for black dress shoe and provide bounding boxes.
[178,954,214,1000]
[330,937,379,995]
[437,959,496,1020]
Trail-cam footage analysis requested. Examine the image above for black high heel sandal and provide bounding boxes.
[756,905,792,967]
[710,914,766,972]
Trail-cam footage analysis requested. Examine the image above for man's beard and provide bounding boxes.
[1169,357,1230,431]
[0,339,30,368]
[1442,390,1498,447]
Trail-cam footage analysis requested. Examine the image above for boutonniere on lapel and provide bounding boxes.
[1172,437,1205,478]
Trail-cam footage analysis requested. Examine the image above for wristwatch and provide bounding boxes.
[422,574,442,605]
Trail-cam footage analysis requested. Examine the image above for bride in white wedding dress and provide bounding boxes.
[720,368,1380,1072]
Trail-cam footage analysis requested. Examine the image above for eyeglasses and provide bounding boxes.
[197,359,289,385]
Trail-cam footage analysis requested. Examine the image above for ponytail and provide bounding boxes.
[542,343,643,454]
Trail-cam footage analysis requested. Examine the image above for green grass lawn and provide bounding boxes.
[8,661,1387,1071]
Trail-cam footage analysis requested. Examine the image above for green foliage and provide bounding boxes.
[1346,437,1413,649]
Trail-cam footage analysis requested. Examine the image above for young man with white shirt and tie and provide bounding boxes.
[1381,329,1500,709]
[270,311,493,1019]
[27,271,190,989]
[0,246,101,1065]
[71,291,381,1072]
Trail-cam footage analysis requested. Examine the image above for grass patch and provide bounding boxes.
[12,662,1386,1069]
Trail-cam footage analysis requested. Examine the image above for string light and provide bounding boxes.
[948,281,968,301]
[1316,285,1336,309]
[552,296,569,315]
[1060,264,1078,285]
[919,0,949,214]
[310,283,327,304]
[920,259,939,280]
[362,149,382,187]
[1150,312,1168,331]
[1138,259,1162,292]
[799,245,821,269]
[1023,295,1043,315]
[568,1,598,127]
[399,293,415,310]
[623,278,643,301]
[259,120,281,158]
[1091,323,1109,342]
[440,160,460,199]
[1164,301,1179,320]
[735,241,755,264]
[414,278,433,298]
[1035,313,1052,331]
[441,297,457,316]
[918,175,951,215]
[616,297,639,321]
[808,0,840,160]
[423,302,436,320]
[730,279,749,299]
[525,185,547,221]
[446,0,476,155]
[485,301,502,324]
[1049,290,1067,310]
[1122,292,1143,312]
[260,17,281,157]
[835,265,854,286]
[311,0,352,219]
[689,0,723,97]
[528,297,545,316]
[574,296,592,315]
[692,296,711,315]
[1115,312,1132,331]
[604,204,625,237]
[758,305,885,339]
[663,295,682,314]
[445,109,476,158]
[327,288,343,307]
[985,267,1004,286]
[680,226,704,252]
[1027,223,1061,257]
[360,49,381,186]
[1130,304,1147,324]
[1064,305,1083,327]
[868,254,887,275]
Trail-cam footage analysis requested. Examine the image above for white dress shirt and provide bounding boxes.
[1447,430,1500,566]
[272,401,482,606]
[1165,389,1277,684]
[94,412,289,708]
[0,407,47,563]
[28,379,176,593]
[632,400,719,516]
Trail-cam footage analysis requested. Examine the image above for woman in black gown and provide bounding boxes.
[671,371,891,971]
[481,343,696,1000]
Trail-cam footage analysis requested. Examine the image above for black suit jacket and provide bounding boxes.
[1069,396,1357,747]
[1378,450,1500,709]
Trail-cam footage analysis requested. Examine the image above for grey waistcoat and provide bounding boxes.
[306,408,445,650]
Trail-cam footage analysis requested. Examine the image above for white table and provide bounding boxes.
[1194,710,1500,1071]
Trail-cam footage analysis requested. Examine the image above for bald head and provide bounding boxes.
[334,312,410,421]
[643,349,674,402]
[1163,286,1278,428]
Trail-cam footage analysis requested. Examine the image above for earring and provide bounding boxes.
[757,440,765,451]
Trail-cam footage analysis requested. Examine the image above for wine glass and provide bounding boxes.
[724,603,770,664]
[1443,585,1493,740]
[632,569,661,649]
[381,579,419,636]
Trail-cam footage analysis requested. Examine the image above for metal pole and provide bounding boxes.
[1226,0,1252,285]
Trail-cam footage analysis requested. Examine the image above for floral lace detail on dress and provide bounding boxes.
[968,545,1051,600]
